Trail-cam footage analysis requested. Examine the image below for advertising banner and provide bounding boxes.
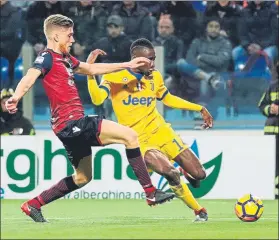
[0,135,276,200]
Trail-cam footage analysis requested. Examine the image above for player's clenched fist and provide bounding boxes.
[200,107,213,129]
[5,96,19,114]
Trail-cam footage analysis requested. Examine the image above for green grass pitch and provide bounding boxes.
[1,199,278,239]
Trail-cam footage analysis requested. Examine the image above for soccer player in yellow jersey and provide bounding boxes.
[87,39,213,222]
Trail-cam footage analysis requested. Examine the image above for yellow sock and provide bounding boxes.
[169,179,202,211]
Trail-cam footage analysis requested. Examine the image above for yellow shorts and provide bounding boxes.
[139,124,188,161]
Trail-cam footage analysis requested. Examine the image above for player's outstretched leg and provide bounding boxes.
[145,149,208,221]
[21,155,93,222]
[174,148,208,221]
[99,119,175,206]
[174,148,206,188]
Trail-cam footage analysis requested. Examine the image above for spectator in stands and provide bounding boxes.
[111,1,153,41]
[26,1,63,56]
[10,1,33,11]
[139,1,165,39]
[0,88,35,135]
[153,15,184,78]
[140,2,164,19]
[258,60,278,199]
[204,0,242,48]
[100,1,119,16]
[162,1,198,54]
[153,15,186,115]
[233,1,278,68]
[93,15,132,63]
[62,1,107,61]
[0,0,25,88]
[177,18,232,118]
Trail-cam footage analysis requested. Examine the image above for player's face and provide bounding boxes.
[107,24,123,38]
[57,27,75,54]
[135,48,156,75]
[206,21,220,38]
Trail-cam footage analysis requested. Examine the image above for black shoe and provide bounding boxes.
[146,189,175,206]
[21,201,48,223]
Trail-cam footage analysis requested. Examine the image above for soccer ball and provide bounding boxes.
[234,194,264,222]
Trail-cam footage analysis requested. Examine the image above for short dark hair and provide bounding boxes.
[130,38,154,55]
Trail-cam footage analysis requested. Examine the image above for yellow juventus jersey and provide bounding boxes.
[101,69,169,141]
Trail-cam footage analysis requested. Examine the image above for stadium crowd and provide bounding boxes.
[0,0,278,122]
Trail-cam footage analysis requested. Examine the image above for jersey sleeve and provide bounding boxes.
[69,55,80,70]
[99,76,112,96]
[32,51,52,77]
[155,71,169,101]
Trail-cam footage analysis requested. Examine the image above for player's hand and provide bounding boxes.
[127,57,151,69]
[200,107,213,129]
[270,103,279,115]
[86,49,107,64]
[5,96,19,114]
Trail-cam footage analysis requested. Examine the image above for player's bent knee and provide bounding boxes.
[73,174,92,188]
[163,166,180,186]
[192,168,206,180]
[198,168,206,180]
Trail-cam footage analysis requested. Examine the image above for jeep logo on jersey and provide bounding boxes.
[122,95,154,107]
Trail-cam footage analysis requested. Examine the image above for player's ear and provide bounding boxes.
[54,34,59,42]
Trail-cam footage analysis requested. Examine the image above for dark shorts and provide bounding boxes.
[56,115,104,168]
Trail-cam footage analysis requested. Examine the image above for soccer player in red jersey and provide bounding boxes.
[5,14,174,222]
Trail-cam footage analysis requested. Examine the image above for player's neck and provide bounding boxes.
[46,42,63,55]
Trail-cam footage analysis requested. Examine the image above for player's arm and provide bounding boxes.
[12,68,41,101]
[6,52,51,114]
[162,93,203,111]
[85,49,110,106]
[87,75,109,106]
[5,68,41,114]
[156,71,213,128]
[75,53,150,76]
[156,71,203,111]
[162,93,213,128]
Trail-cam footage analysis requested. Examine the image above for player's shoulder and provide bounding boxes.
[102,69,131,82]
[151,69,163,80]
[34,50,52,64]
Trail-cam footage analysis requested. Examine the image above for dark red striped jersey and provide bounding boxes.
[32,49,84,134]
